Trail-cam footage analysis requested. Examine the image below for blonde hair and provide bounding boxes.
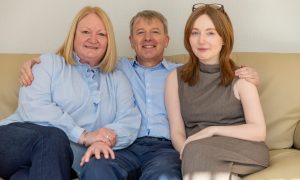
[180,6,236,86]
[57,6,117,73]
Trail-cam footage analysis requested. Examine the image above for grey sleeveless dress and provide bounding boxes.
[177,63,269,178]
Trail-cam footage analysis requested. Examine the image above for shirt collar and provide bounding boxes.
[73,52,81,65]
[73,52,99,72]
[131,57,172,70]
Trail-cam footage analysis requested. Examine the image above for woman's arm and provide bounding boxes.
[103,70,141,150]
[214,79,266,141]
[18,54,86,143]
[199,79,266,142]
[165,69,187,153]
[185,79,266,145]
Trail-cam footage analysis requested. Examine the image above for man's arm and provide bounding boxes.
[21,58,260,87]
[20,58,40,86]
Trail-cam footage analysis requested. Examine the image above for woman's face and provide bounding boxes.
[74,13,108,67]
[189,14,223,64]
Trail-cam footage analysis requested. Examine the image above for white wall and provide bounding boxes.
[1,0,299,57]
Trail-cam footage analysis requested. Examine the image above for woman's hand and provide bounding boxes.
[19,58,40,86]
[185,126,215,144]
[80,141,115,166]
[180,126,216,159]
[80,128,117,147]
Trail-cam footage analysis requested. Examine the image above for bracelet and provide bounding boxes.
[80,130,88,146]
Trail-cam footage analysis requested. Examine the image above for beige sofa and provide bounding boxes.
[1,52,300,180]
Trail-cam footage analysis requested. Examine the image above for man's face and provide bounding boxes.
[129,17,169,66]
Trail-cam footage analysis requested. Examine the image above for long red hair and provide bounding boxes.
[180,5,236,86]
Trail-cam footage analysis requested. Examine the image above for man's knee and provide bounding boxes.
[80,157,125,179]
[142,169,182,180]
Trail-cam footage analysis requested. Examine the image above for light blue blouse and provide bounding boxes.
[0,53,141,149]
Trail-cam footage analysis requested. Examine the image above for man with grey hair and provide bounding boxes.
[82,10,183,180]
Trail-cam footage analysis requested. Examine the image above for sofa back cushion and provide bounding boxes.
[233,53,300,150]
[0,54,38,120]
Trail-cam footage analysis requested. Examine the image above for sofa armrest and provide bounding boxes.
[294,121,300,149]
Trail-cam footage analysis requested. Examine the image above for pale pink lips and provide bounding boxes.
[198,48,209,52]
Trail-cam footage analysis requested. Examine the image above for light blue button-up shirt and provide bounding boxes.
[118,57,181,139]
[0,53,141,149]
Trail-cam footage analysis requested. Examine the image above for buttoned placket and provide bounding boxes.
[144,68,152,135]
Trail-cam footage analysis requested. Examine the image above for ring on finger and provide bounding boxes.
[105,134,111,140]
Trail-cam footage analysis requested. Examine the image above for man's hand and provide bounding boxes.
[19,58,40,86]
[80,141,115,166]
[235,66,260,86]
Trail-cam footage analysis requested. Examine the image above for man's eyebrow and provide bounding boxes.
[135,28,145,31]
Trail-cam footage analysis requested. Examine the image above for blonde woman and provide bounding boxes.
[0,6,140,179]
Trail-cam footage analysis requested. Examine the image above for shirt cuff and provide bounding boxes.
[70,126,85,143]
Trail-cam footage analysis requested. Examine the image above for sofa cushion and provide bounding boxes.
[294,121,300,149]
[243,149,300,179]
[0,54,39,120]
[232,53,300,150]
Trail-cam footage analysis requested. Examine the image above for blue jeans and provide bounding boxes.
[80,136,182,180]
[0,123,73,180]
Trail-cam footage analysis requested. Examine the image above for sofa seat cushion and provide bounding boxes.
[294,121,300,149]
[244,149,300,179]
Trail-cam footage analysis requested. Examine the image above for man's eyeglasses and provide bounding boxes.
[192,3,224,12]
